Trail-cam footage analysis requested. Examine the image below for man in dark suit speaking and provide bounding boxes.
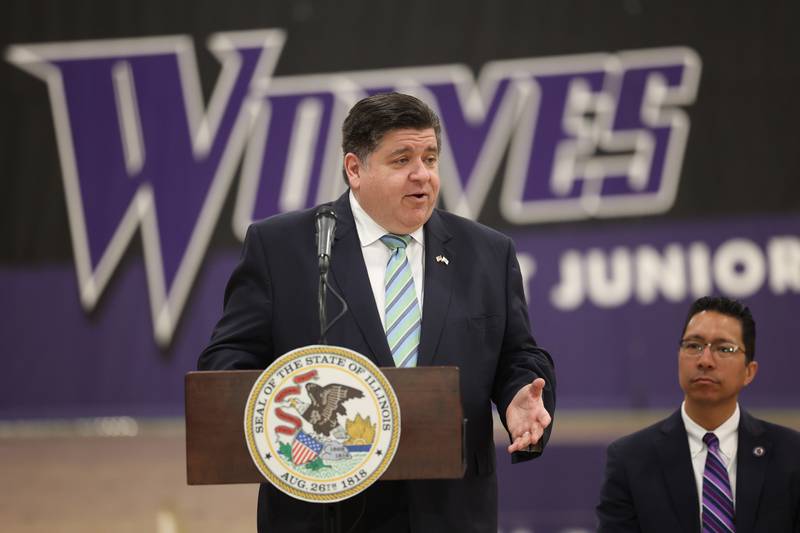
[596,296,800,532]
[199,92,556,532]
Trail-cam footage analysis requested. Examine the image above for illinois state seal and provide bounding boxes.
[244,345,401,502]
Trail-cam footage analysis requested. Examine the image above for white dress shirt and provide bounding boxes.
[681,401,740,520]
[349,191,425,328]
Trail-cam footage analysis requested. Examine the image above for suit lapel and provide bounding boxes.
[735,410,769,533]
[656,410,701,533]
[328,194,395,368]
[418,210,453,367]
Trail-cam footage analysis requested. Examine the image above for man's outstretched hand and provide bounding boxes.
[506,378,551,454]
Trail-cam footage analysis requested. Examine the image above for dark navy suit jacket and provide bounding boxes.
[199,192,556,532]
[597,409,800,533]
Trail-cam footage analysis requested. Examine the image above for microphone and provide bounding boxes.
[314,205,347,343]
[315,206,336,274]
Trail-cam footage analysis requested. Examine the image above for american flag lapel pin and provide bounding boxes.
[435,255,449,265]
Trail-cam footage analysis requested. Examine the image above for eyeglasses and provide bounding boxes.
[679,339,745,358]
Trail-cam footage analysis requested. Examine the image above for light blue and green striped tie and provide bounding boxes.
[381,234,421,368]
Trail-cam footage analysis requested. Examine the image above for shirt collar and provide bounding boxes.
[349,190,424,247]
[681,401,740,460]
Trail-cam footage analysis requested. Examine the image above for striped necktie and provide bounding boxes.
[380,234,421,368]
[702,432,736,532]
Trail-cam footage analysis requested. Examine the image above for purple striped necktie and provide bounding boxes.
[702,432,735,532]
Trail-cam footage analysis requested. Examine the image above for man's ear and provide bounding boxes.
[743,360,758,387]
[344,153,362,190]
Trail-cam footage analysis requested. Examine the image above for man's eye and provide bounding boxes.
[683,341,704,351]
[717,344,738,354]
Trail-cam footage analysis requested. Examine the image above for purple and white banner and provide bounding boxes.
[3,213,798,418]
[2,2,798,419]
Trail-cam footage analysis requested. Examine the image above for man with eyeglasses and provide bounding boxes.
[596,296,800,532]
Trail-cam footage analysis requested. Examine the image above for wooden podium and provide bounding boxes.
[185,366,465,485]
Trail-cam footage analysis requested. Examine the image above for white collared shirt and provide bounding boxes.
[681,401,739,520]
[349,191,425,328]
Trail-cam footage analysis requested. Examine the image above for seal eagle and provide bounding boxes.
[289,382,364,436]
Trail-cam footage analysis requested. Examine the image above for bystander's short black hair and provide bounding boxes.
[681,296,756,362]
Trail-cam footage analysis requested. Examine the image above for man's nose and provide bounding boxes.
[408,158,431,180]
[697,345,716,366]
